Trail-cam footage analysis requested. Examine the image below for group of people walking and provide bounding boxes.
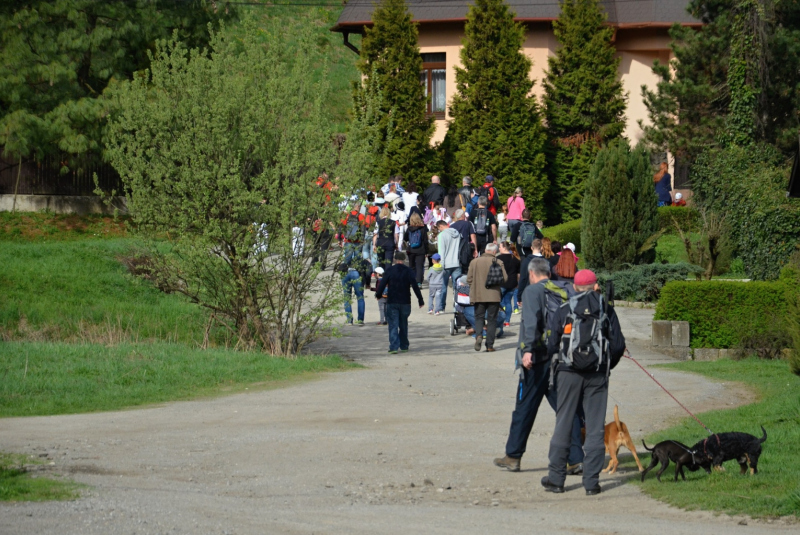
[329,173,627,495]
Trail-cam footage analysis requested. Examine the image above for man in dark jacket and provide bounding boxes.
[516,239,544,305]
[375,251,424,354]
[421,175,446,209]
[541,269,626,496]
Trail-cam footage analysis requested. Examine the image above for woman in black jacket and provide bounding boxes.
[373,204,396,271]
[406,213,428,284]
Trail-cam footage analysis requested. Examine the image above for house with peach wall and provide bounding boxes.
[332,0,701,191]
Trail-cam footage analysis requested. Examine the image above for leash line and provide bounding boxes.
[624,349,714,435]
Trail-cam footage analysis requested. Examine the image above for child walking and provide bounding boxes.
[372,267,388,325]
[427,253,445,315]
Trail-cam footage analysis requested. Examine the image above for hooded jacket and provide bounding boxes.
[437,227,461,270]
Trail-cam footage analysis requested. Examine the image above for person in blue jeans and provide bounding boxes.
[374,251,424,353]
[338,263,365,325]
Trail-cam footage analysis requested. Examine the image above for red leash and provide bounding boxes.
[624,349,715,435]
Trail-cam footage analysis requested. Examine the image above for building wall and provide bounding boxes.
[417,23,674,148]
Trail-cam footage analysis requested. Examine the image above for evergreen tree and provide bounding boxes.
[447,0,547,218]
[543,0,626,223]
[581,140,658,270]
[355,0,435,187]
[0,0,233,161]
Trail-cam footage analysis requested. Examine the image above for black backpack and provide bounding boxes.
[484,257,505,288]
[473,208,488,236]
[519,222,538,248]
[458,235,472,269]
[557,292,610,374]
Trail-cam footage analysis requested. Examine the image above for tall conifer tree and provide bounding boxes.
[581,140,658,270]
[447,0,547,217]
[355,0,435,187]
[543,0,626,223]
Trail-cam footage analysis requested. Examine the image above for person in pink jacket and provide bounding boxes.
[506,187,526,245]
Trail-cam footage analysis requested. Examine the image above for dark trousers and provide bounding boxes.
[385,303,411,351]
[505,361,585,464]
[408,252,426,284]
[548,371,608,490]
[375,244,394,272]
[476,236,489,254]
[508,219,521,245]
[312,230,332,265]
[474,302,499,349]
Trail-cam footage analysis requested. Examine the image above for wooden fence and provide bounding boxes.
[0,154,123,196]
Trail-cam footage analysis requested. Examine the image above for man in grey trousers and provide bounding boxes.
[540,269,626,495]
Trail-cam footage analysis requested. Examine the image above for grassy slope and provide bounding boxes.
[633,359,800,518]
[0,453,81,502]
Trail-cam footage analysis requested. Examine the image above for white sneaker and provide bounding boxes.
[427,310,433,314]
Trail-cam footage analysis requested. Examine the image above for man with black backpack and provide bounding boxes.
[469,196,498,254]
[493,258,585,473]
[541,269,626,496]
[517,209,543,256]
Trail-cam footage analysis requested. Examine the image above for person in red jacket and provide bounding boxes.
[479,175,501,216]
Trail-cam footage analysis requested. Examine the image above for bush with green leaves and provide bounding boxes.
[692,144,800,280]
[581,140,659,270]
[657,206,699,234]
[597,262,703,303]
[781,264,800,375]
[105,23,369,356]
[542,219,582,252]
[655,280,789,349]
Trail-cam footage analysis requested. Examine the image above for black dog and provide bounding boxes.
[641,440,711,482]
[690,426,767,475]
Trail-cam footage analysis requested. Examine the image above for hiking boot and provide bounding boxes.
[585,485,601,496]
[485,347,496,353]
[540,477,564,494]
[493,456,520,472]
[474,336,483,352]
[566,463,583,476]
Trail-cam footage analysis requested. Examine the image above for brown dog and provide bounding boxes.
[602,405,644,474]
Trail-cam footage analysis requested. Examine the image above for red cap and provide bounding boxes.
[574,269,597,286]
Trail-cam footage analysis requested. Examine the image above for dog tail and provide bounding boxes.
[614,405,621,430]
[759,425,767,444]
[642,439,654,452]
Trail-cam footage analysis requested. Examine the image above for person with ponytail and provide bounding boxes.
[506,187,526,245]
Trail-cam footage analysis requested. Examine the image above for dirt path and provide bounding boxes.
[0,306,789,534]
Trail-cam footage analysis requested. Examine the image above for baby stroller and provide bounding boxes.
[450,277,472,336]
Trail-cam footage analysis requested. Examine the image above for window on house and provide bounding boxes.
[420,53,446,118]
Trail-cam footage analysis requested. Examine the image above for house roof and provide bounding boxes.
[332,0,701,32]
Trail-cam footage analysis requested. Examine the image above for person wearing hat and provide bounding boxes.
[540,269,626,496]
[673,192,686,207]
[426,253,445,314]
[372,266,388,325]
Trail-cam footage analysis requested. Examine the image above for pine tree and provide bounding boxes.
[581,140,658,270]
[543,0,626,223]
[355,0,436,187]
[447,0,547,217]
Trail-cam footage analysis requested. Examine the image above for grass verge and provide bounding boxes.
[0,341,358,417]
[0,212,128,242]
[0,453,81,502]
[633,358,800,519]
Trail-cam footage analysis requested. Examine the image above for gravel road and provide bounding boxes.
[1,306,793,534]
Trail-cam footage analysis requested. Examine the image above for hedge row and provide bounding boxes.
[543,219,581,252]
[597,262,703,303]
[655,280,789,349]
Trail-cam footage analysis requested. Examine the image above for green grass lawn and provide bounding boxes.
[632,358,800,519]
[0,453,81,502]
[0,341,357,417]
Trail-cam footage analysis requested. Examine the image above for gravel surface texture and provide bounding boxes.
[1,305,793,534]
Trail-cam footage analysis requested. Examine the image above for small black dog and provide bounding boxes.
[690,426,767,475]
[641,440,711,482]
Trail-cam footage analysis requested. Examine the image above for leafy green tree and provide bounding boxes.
[543,0,626,223]
[642,0,800,159]
[356,0,435,187]
[581,140,658,270]
[105,23,367,356]
[447,0,547,217]
[0,0,232,160]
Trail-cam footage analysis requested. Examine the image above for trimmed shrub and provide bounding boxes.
[657,206,699,234]
[781,264,800,375]
[655,280,789,349]
[543,219,581,251]
[597,262,703,303]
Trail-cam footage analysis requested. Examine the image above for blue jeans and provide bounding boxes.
[439,266,462,312]
[343,242,361,265]
[500,287,516,324]
[386,303,411,351]
[342,270,365,323]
